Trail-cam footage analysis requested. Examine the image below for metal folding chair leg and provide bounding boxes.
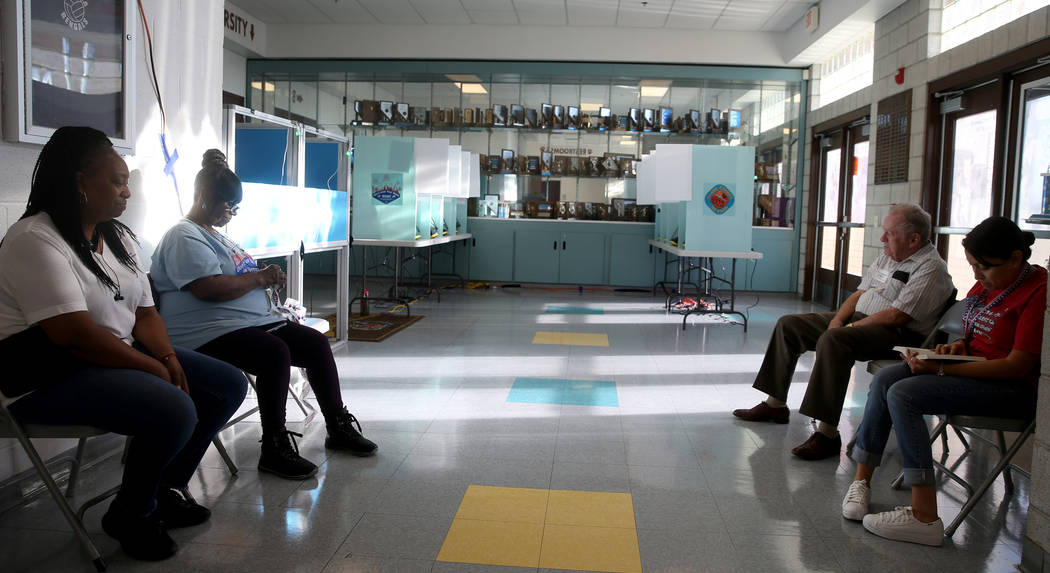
[9,427,109,572]
[943,420,1036,537]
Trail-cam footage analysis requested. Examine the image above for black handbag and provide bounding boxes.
[0,325,89,397]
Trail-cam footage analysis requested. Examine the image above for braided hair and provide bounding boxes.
[21,126,137,294]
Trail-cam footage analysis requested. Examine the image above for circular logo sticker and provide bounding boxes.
[62,0,89,31]
[705,184,734,214]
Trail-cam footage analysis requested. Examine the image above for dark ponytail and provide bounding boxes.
[21,126,137,293]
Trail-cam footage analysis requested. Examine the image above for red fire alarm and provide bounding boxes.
[894,67,905,84]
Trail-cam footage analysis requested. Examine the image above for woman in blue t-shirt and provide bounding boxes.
[151,150,377,480]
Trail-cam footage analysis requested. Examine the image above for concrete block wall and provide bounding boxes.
[804,1,1050,568]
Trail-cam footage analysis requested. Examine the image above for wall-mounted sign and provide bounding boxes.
[805,4,819,33]
[224,2,266,56]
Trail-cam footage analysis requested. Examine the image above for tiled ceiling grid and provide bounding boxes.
[233,0,811,32]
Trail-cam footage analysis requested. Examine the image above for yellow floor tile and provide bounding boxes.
[455,485,549,524]
[546,489,637,528]
[436,519,544,568]
[539,524,643,573]
[532,331,610,347]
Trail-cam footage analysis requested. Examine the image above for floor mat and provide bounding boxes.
[347,313,424,342]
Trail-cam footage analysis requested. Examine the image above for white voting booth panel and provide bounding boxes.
[643,145,754,252]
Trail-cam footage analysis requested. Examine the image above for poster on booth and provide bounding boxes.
[371,173,404,205]
[703,183,736,216]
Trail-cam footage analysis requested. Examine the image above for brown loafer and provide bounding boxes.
[732,402,789,424]
[791,431,842,460]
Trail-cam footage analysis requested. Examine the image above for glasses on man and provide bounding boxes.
[224,201,240,215]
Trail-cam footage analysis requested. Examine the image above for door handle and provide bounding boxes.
[472,238,476,247]
[553,241,557,250]
[562,240,566,250]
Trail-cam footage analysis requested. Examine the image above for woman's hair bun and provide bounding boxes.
[202,149,228,170]
[1022,230,1036,247]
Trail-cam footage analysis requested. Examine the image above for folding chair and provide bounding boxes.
[0,401,119,572]
[891,414,1035,537]
[866,289,961,376]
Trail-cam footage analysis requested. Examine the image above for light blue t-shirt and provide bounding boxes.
[151,219,279,349]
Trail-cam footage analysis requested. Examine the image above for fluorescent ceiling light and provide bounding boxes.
[251,81,276,92]
[640,86,668,98]
[454,82,488,94]
[580,102,601,112]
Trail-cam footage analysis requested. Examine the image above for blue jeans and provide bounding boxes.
[8,345,247,517]
[850,362,1035,486]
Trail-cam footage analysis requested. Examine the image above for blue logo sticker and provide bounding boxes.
[372,173,403,205]
[705,184,734,214]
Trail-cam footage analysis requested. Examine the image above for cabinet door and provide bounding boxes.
[559,232,606,285]
[608,233,656,287]
[469,227,515,282]
[514,229,560,283]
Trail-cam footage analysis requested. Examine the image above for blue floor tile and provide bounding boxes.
[545,305,605,315]
[508,377,619,407]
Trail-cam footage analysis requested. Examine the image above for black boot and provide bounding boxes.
[101,507,177,561]
[326,406,378,456]
[258,429,318,479]
[155,487,211,528]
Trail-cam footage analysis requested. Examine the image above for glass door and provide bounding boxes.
[1013,77,1050,268]
[813,122,869,309]
[935,86,999,293]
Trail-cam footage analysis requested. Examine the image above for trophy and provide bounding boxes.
[501,149,515,173]
[540,104,553,128]
[567,106,580,129]
[493,104,508,127]
[510,104,525,127]
[355,100,380,125]
[642,109,655,132]
[598,107,612,131]
[628,108,641,132]
[553,105,565,129]
[540,151,553,175]
[482,108,495,127]
[379,101,394,124]
[526,156,541,174]
[659,108,674,132]
[710,108,722,133]
[395,103,410,125]
[463,108,475,126]
[411,106,427,126]
[525,108,538,128]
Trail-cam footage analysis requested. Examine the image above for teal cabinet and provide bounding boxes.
[514,230,560,283]
[559,232,606,285]
[469,224,515,281]
[609,233,656,287]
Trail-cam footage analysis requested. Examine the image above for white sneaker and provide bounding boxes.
[841,479,870,521]
[862,506,944,546]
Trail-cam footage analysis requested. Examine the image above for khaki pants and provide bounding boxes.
[752,311,921,426]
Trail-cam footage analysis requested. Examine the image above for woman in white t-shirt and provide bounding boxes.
[0,127,248,562]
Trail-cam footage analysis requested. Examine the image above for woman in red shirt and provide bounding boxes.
[840,216,1045,546]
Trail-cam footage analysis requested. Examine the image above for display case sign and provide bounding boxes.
[704,183,735,215]
[371,173,403,205]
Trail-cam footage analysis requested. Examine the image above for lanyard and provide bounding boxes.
[962,263,1030,338]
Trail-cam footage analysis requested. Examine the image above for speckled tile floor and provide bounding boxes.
[0,286,1031,572]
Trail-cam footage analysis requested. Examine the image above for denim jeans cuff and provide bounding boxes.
[901,467,937,486]
[849,444,883,467]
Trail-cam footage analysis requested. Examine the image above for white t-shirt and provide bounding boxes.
[0,212,153,343]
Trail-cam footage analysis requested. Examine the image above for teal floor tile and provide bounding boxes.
[545,305,605,315]
[508,378,619,407]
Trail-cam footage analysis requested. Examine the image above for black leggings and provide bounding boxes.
[197,321,343,430]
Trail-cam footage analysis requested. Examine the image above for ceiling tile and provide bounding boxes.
[358,0,426,24]
[617,0,672,28]
[761,1,809,31]
[309,0,379,24]
[566,0,617,26]
[713,16,761,31]
[461,0,516,9]
[469,11,522,24]
[236,0,331,23]
[664,14,717,29]
[410,0,473,24]
[515,0,568,26]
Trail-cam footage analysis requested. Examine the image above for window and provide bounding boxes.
[940,0,1050,53]
[818,28,875,108]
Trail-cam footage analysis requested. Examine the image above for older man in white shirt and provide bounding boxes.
[732,203,954,461]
